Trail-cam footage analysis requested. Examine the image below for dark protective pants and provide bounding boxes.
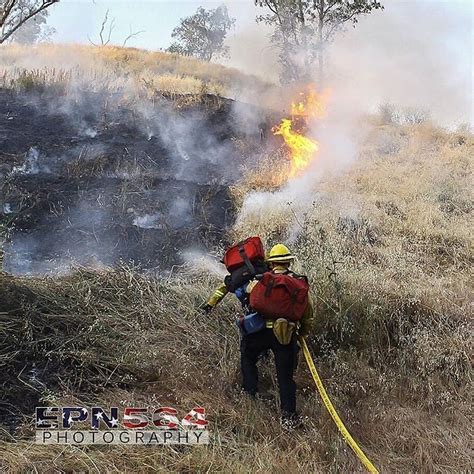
[240,328,299,415]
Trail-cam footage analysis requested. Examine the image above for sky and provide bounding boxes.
[46,1,473,53]
[44,1,473,125]
[47,1,255,50]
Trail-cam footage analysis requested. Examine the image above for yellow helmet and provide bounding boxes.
[266,243,295,263]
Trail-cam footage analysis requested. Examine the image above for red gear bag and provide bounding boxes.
[249,272,309,321]
[222,237,265,272]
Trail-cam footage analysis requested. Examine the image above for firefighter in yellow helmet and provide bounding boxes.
[266,243,295,263]
[203,242,315,430]
[245,244,314,427]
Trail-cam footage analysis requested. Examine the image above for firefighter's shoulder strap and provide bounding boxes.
[239,244,256,275]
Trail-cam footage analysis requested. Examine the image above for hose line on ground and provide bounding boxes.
[299,336,379,474]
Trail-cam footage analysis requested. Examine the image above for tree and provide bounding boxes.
[10,3,55,43]
[255,0,383,84]
[88,8,115,46]
[0,0,59,44]
[88,9,144,48]
[167,5,235,62]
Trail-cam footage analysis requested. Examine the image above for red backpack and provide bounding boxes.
[222,237,265,272]
[249,272,309,321]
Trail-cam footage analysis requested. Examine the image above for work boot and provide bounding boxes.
[281,411,302,431]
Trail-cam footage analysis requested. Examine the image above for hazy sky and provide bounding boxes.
[47,1,256,50]
[44,1,473,125]
[46,1,473,51]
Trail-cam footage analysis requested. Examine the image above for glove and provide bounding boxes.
[199,303,213,314]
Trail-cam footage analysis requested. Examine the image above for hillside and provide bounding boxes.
[0,87,269,273]
[0,45,280,273]
[0,44,276,102]
[0,45,473,472]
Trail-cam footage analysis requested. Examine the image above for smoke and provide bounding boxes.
[328,0,472,127]
[1,46,257,275]
[226,0,471,126]
[225,20,280,100]
[133,213,165,230]
[229,0,471,243]
[235,84,370,238]
[12,147,41,174]
[181,249,228,279]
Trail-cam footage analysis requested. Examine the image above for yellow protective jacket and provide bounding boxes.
[206,265,315,336]
[206,283,229,308]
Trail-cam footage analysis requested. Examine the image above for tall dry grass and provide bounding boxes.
[230,118,473,470]
[1,118,472,472]
[0,43,274,102]
[0,266,369,472]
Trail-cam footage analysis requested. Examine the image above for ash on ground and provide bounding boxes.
[0,88,276,274]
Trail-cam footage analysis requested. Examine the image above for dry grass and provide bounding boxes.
[1,230,471,472]
[0,266,366,472]
[229,118,473,470]
[0,43,274,103]
[0,57,472,469]
[230,145,291,209]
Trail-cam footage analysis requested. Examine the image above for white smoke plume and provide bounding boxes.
[230,0,471,240]
[181,249,228,279]
[227,0,471,125]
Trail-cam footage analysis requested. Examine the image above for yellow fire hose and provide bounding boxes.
[299,336,379,474]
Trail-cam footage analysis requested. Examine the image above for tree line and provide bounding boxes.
[0,0,383,84]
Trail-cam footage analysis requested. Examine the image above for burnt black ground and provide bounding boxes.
[0,88,273,273]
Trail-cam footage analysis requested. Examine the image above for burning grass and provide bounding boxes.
[0,42,472,470]
[272,87,329,178]
[0,119,472,472]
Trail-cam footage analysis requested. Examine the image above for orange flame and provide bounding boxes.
[273,119,319,178]
[291,89,326,119]
[273,88,329,178]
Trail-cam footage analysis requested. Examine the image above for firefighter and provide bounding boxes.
[202,243,315,429]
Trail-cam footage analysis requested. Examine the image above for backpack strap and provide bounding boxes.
[264,275,275,297]
[239,245,256,275]
[289,271,308,283]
